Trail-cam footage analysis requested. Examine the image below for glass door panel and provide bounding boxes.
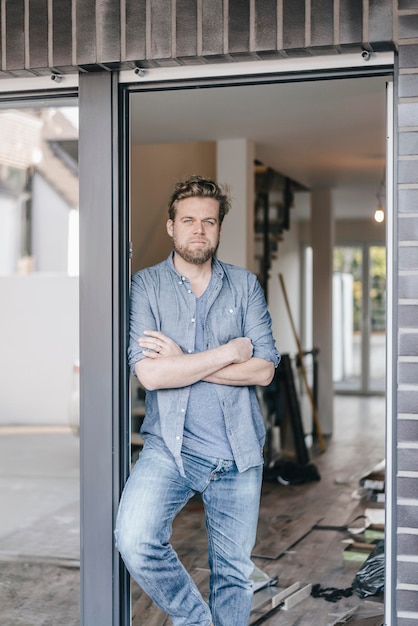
[333,244,386,394]
[0,99,80,622]
[369,246,386,392]
[333,246,363,392]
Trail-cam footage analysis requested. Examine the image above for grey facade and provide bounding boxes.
[1,1,418,624]
[0,1,397,73]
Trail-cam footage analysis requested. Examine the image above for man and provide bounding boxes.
[115,175,280,626]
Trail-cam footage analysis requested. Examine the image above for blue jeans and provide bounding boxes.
[115,442,263,626]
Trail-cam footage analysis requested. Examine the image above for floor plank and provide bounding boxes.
[131,395,385,625]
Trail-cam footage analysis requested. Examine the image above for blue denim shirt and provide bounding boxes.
[128,252,280,475]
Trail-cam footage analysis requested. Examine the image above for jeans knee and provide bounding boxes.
[116,523,167,574]
[115,530,148,576]
[114,527,131,564]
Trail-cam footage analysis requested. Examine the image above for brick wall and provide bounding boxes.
[397,2,418,621]
[0,0,395,75]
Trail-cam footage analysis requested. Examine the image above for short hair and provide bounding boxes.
[168,175,231,224]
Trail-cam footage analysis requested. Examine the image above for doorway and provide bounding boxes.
[122,70,390,624]
[333,244,386,394]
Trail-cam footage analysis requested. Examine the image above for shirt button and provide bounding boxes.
[178,281,182,285]
[176,436,181,441]
[229,309,234,313]
[181,408,185,413]
[191,318,195,323]
[187,349,193,354]
[181,276,186,281]
[187,289,192,294]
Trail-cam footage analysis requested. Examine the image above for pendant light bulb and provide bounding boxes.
[374,207,384,223]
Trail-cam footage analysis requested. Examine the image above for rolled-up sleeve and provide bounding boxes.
[128,272,158,375]
[244,275,280,367]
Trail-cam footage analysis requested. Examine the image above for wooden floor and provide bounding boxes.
[131,395,385,626]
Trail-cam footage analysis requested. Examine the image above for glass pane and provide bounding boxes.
[333,246,363,391]
[0,101,80,622]
[0,107,79,276]
[369,246,386,392]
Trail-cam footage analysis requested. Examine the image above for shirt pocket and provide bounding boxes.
[208,306,244,345]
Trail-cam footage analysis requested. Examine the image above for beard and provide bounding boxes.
[173,235,220,265]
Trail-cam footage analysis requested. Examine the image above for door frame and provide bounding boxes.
[119,55,395,625]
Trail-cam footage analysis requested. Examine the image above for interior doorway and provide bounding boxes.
[333,244,386,394]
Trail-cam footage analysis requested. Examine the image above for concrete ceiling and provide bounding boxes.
[130,75,388,219]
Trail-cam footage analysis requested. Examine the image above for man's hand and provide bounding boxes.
[138,330,183,359]
[227,337,253,363]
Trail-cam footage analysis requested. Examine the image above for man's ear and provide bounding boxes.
[166,219,174,237]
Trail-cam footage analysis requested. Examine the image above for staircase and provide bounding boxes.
[254,161,305,303]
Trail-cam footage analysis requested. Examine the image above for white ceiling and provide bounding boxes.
[130,75,388,219]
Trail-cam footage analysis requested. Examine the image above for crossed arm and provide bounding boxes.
[134,330,274,391]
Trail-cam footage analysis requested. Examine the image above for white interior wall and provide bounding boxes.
[216,139,255,272]
[298,216,386,245]
[267,222,316,437]
[0,275,79,425]
[268,224,302,356]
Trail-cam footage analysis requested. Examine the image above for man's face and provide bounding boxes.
[167,196,221,265]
